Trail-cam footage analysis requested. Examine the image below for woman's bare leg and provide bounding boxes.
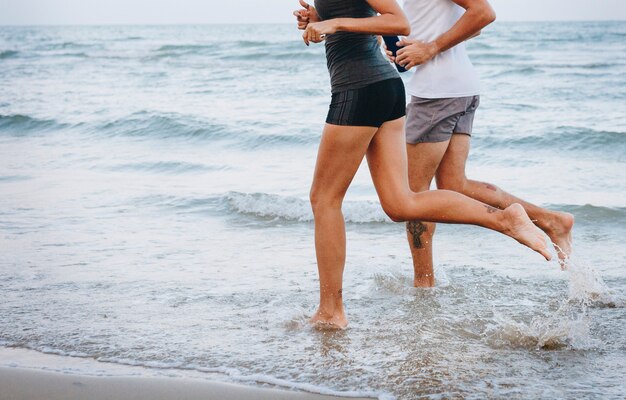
[309,123,378,330]
[365,118,552,260]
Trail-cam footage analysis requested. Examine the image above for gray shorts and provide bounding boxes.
[405,95,480,144]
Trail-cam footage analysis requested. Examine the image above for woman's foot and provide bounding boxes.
[310,308,348,330]
[501,204,552,261]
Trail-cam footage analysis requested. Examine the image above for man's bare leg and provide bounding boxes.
[406,141,450,287]
[436,134,574,262]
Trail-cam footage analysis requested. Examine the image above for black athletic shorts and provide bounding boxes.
[326,78,406,128]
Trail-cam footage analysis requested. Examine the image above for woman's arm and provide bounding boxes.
[293,0,320,30]
[302,0,409,45]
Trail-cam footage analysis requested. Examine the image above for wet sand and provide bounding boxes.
[0,366,373,400]
[0,348,373,400]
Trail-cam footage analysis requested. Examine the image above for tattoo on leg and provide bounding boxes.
[485,205,498,214]
[407,220,427,249]
[484,183,497,191]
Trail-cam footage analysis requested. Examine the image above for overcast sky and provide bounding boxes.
[0,0,625,25]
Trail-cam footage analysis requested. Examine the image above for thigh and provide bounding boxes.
[365,117,411,206]
[435,133,471,188]
[311,123,378,200]
[406,96,464,144]
[407,141,450,192]
[453,95,480,135]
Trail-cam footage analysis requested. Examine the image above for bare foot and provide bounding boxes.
[310,309,348,330]
[541,211,574,266]
[501,204,552,261]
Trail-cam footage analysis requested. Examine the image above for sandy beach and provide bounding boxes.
[0,367,375,400]
[0,348,373,400]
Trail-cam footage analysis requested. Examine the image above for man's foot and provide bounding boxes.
[414,273,435,288]
[309,309,348,330]
[501,204,552,261]
[540,211,574,265]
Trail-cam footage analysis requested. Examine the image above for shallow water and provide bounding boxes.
[0,22,625,399]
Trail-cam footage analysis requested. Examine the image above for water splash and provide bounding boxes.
[486,256,616,350]
[566,256,618,307]
[487,300,598,350]
[372,272,417,296]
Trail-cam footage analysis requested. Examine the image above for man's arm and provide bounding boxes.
[395,0,495,70]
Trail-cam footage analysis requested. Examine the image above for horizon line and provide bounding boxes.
[0,19,625,27]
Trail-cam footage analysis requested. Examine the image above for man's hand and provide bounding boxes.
[395,39,439,70]
[293,0,320,31]
[383,42,396,63]
[302,20,337,46]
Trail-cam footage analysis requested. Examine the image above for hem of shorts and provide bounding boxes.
[326,121,382,128]
[330,76,402,94]
[326,114,405,128]
[406,134,453,145]
[407,131,472,144]
[406,132,453,144]
[407,90,480,99]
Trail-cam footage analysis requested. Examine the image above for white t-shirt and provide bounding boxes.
[403,0,481,98]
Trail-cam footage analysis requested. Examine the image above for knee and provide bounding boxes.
[409,183,431,194]
[309,187,342,215]
[381,201,410,223]
[309,188,323,214]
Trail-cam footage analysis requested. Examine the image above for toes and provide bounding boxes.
[539,237,552,261]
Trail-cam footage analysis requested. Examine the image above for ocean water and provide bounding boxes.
[0,21,625,399]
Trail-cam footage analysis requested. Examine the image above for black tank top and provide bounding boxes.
[314,0,399,93]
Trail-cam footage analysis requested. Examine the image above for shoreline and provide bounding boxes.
[0,347,375,400]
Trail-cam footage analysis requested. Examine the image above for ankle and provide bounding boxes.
[492,207,511,233]
[318,298,344,316]
[539,211,573,233]
[414,270,435,285]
